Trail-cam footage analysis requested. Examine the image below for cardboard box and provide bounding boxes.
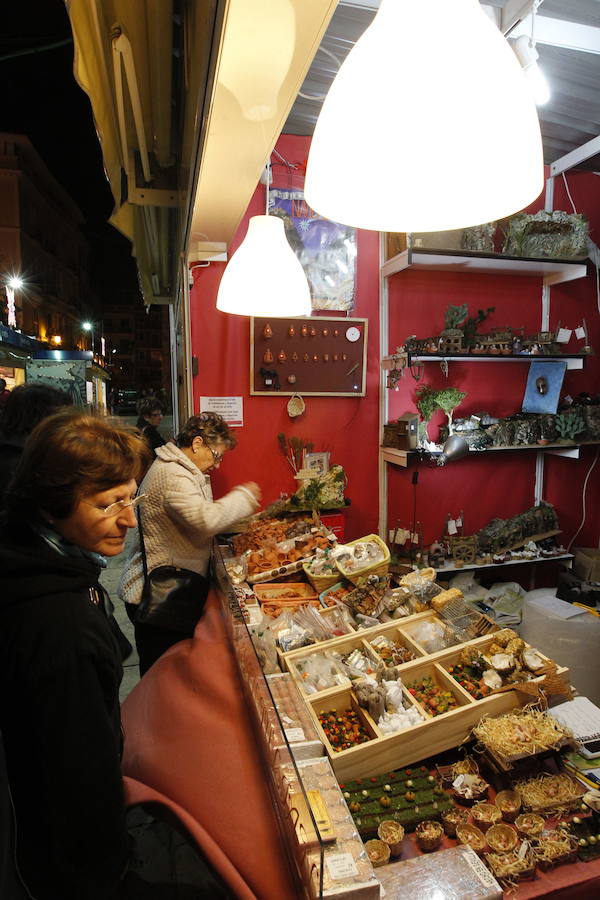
[574,547,600,583]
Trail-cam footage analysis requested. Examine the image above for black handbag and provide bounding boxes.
[135,510,209,633]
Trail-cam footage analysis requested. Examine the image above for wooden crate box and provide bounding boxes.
[282,620,570,780]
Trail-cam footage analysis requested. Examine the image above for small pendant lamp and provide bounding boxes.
[216,215,311,316]
[304,0,544,233]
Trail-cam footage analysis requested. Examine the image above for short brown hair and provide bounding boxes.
[176,412,236,450]
[5,409,151,522]
[137,398,164,418]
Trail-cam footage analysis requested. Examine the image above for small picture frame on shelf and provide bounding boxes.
[303,451,330,478]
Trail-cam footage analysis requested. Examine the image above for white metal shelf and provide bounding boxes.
[435,553,573,575]
[381,247,588,286]
[382,353,586,371]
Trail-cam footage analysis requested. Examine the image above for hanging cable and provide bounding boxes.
[0,37,72,63]
[562,172,577,214]
[567,447,599,551]
[298,46,341,101]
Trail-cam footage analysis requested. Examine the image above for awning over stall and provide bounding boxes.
[66,0,338,303]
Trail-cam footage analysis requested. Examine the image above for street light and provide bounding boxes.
[82,320,94,353]
[5,275,24,329]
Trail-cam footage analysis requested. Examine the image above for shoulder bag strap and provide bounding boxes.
[137,507,149,583]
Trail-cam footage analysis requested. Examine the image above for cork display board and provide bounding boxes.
[250,316,368,396]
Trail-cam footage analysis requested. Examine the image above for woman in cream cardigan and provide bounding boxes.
[120,412,260,674]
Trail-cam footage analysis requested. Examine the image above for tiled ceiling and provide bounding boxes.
[284,0,600,171]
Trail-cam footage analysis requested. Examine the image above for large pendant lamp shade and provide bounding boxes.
[216,215,312,317]
[304,0,544,233]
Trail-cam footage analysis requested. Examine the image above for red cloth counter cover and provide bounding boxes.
[121,591,300,900]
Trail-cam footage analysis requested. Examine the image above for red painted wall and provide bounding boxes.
[189,134,381,540]
[189,142,599,560]
[386,171,600,559]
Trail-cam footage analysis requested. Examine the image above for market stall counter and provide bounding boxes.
[121,589,302,900]
[120,539,600,900]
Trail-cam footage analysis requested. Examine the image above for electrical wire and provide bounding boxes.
[562,172,578,214]
[564,174,600,313]
[0,37,72,63]
[298,45,341,101]
[567,447,599,551]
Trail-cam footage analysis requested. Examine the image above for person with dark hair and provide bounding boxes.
[119,411,261,674]
[136,397,166,453]
[0,377,10,410]
[0,411,227,898]
[0,382,72,502]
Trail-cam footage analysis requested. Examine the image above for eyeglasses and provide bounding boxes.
[207,445,224,466]
[84,493,146,517]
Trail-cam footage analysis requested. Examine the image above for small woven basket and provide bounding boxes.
[456,823,487,855]
[302,560,340,594]
[415,821,443,852]
[472,801,502,832]
[441,807,469,837]
[495,790,522,823]
[486,823,518,854]
[335,534,391,585]
[287,393,305,418]
[377,821,404,857]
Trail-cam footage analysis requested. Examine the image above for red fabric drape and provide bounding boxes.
[121,593,299,900]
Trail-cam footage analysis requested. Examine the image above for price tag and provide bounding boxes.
[389,530,395,543]
[447,519,458,535]
[556,327,572,343]
[456,516,463,528]
[411,532,419,544]
[576,326,586,339]
[518,839,530,859]
[284,727,305,743]
[325,852,359,881]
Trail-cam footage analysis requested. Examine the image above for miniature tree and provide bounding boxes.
[462,307,495,349]
[415,384,467,440]
[431,387,467,435]
[415,384,440,442]
[444,304,468,330]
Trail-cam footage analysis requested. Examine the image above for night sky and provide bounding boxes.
[2,0,139,297]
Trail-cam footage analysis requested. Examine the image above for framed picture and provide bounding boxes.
[303,451,330,478]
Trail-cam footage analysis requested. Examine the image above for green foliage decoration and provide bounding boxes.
[444,304,468,330]
[554,409,585,441]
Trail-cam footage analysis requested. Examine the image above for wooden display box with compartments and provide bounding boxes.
[282,620,570,781]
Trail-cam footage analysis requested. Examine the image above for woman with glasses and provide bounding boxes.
[0,411,143,897]
[120,411,261,675]
[0,410,228,898]
[135,397,166,453]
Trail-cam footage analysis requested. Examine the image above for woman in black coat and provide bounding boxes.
[0,411,225,899]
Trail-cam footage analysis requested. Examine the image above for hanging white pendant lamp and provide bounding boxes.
[304,0,544,233]
[216,215,312,317]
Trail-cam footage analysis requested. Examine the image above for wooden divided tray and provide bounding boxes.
[281,619,570,780]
